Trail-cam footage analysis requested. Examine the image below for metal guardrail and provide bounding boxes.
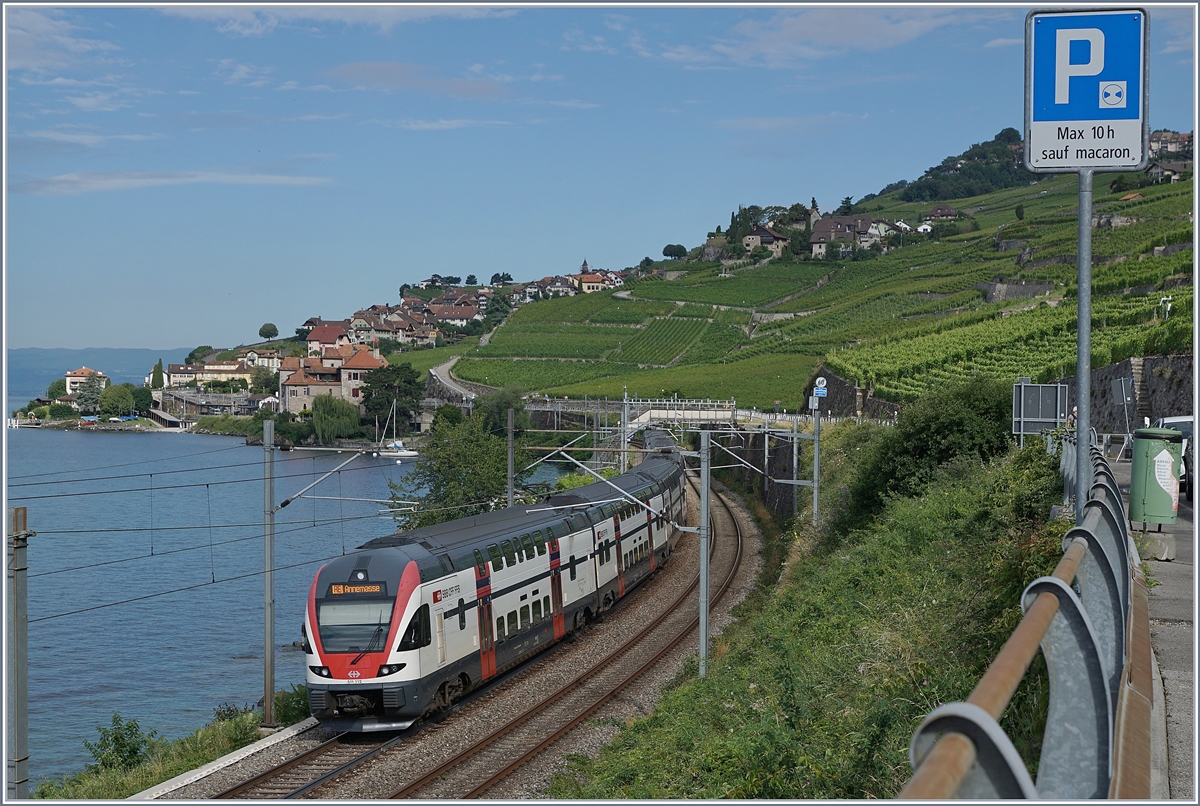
[901,436,1152,799]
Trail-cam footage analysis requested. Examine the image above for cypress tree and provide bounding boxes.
[151,359,164,389]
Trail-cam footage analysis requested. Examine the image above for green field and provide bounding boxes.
[448,175,1192,409]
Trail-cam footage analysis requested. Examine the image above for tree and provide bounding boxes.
[132,387,153,413]
[811,197,819,213]
[295,327,311,340]
[639,257,654,271]
[836,196,855,215]
[48,403,78,419]
[490,272,502,285]
[150,360,164,389]
[311,395,362,445]
[662,244,687,260]
[1015,204,1025,220]
[259,323,279,341]
[83,713,158,772]
[46,378,67,400]
[500,272,513,283]
[186,346,213,365]
[98,384,134,418]
[250,365,276,392]
[474,386,530,436]
[465,274,478,286]
[360,363,423,430]
[432,403,465,431]
[443,275,462,285]
[387,413,533,529]
[75,374,104,414]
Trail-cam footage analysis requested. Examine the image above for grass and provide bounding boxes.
[33,686,310,799]
[550,431,1065,798]
[388,337,480,379]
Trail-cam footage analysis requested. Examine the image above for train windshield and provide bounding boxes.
[317,598,394,653]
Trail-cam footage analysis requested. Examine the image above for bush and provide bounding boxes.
[274,684,311,726]
[83,714,158,772]
[47,403,79,419]
[841,379,1013,530]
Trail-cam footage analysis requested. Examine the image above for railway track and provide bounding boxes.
[203,477,746,800]
[383,476,745,799]
[212,733,394,799]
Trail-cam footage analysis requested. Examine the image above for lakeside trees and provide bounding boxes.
[311,395,361,444]
[387,411,532,530]
[360,363,422,431]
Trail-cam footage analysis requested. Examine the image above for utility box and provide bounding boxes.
[1129,428,1183,524]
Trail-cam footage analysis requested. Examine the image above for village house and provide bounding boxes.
[1146,161,1192,184]
[922,204,959,221]
[1149,130,1192,156]
[809,216,893,258]
[306,323,353,355]
[742,225,792,258]
[278,344,386,414]
[64,366,108,395]
[235,348,281,371]
[166,364,202,387]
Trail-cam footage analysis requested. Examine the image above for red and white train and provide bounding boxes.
[302,431,686,730]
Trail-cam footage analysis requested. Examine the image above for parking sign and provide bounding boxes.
[1025,8,1148,172]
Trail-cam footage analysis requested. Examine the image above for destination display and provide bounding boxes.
[329,582,386,596]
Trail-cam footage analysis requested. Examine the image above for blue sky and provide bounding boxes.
[4,3,1195,350]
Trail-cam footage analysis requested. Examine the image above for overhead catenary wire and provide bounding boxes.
[7,459,397,502]
[6,452,338,489]
[27,512,386,579]
[5,442,247,481]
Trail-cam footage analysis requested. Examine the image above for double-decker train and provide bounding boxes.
[303,430,687,731]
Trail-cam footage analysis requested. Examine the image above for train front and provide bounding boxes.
[304,547,427,731]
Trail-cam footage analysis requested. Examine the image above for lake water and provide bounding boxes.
[5,428,437,783]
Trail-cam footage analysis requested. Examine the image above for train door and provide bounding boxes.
[474,556,496,680]
[647,506,657,572]
[547,535,567,639]
[434,606,447,665]
[612,509,626,598]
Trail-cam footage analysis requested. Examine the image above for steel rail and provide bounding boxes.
[385,479,744,799]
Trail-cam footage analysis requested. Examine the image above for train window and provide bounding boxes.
[458,598,466,630]
[570,562,577,581]
[519,605,530,630]
[474,549,488,576]
[532,599,542,622]
[488,544,503,571]
[521,534,537,559]
[532,531,546,555]
[507,611,518,635]
[397,604,431,651]
[544,595,551,616]
[496,616,505,643]
[501,540,517,567]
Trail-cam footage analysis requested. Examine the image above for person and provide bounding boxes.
[1066,405,1078,429]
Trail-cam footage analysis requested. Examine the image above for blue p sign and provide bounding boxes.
[1025,8,1147,171]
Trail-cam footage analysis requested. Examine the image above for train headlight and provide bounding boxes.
[377,663,406,677]
[309,665,332,677]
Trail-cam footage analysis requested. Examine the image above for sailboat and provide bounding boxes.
[375,400,419,461]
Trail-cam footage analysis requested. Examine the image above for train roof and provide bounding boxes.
[360,446,682,560]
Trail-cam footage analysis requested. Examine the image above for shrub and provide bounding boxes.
[842,379,1013,529]
[83,713,158,772]
[274,684,311,726]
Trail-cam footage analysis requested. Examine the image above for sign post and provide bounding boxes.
[1025,8,1148,521]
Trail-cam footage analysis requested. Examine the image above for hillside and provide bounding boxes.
[447,166,1191,411]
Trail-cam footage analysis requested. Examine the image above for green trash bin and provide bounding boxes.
[1129,427,1183,524]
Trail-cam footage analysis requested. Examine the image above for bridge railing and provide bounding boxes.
[901,436,1153,799]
